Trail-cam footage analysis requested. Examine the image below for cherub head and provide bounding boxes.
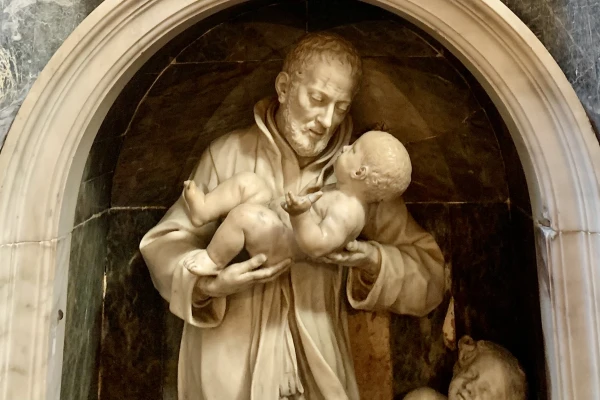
[448,336,527,400]
[334,130,411,202]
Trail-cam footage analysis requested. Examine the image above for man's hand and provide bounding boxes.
[282,191,323,216]
[316,240,381,275]
[189,254,292,298]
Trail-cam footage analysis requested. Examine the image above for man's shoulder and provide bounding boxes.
[208,125,261,157]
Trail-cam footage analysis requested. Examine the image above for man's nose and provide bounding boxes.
[316,104,335,130]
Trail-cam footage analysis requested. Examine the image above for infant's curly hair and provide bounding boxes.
[359,131,412,203]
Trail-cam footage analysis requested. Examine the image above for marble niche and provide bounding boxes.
[62,1,547,399]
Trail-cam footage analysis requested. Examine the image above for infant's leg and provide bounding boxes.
[183,172,272,226]
[207,203,296,269]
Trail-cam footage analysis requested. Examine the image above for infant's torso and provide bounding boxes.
[311,185,366,245]
[241,186,366,266]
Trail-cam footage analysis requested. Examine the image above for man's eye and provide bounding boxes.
[311,95,323,102]
[336,104,349,113]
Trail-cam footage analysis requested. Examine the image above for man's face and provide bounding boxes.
[280,59,356,158]
[448,353,509,400]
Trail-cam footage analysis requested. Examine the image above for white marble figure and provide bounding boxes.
[181,130,412,272]
[404,336,527,400]
[140,32,445,400]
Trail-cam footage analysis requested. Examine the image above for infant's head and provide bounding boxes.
[448,336,527,400]
[334,130,411,202]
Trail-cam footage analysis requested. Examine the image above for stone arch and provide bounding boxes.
[0,0,598,398]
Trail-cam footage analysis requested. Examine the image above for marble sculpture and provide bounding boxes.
[140,31,445,400]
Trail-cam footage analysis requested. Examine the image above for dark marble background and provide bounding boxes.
[62,1,546,399]
[499,0,600,142]
[0,0,103,143]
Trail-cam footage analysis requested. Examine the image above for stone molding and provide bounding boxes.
[0,0,598,398]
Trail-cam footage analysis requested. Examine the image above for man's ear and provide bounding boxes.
[275,72,290,104]
[351,166,368,181]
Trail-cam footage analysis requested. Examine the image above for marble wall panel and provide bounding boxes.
[176,0,305,63]
[307,0,396,32]
[449,203,545,399]
[82,136,123,182]
[389,203,454,397]
[404,128,508,203]
[112,61,282,207]
[0,0,103,145]
[500,0,600,141]
[61,214,108,400]
[99,209,166,400]
[353,57,481,143]
[163,311,184,400]
[95,72,159,143]
[432,110,508,203]
[138,0,295,74]
[307,0,446,58]
[494,121,532,215]
[446,51,533,215]
[406,203,453,264]
[510,208,547,400]
[450,203,515,344]
[321,20,441,59]
[74,173,112,226]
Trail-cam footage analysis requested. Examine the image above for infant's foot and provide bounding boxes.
[183,180,207,226]
[182,249,220,275]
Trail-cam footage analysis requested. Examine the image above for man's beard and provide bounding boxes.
[282,104,333,158]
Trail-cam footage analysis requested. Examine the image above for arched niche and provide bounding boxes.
[0,1,599,399]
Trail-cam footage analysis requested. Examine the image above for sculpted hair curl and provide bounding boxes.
[282,32,363,93]
[360,131,412,203]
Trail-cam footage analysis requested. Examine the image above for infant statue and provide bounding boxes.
[404,335,527,400]
[181,130,411,274]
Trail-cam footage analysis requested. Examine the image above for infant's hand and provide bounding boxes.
[316,240,381,275]
[282,191,323,216]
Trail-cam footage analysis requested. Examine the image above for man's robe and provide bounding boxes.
[140,98,445,400]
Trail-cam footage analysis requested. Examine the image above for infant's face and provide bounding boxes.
[448,353,509,400]
[334,136,368,181]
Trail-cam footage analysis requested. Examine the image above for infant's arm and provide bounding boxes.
[183,171,272,226]
[288,193,364,258]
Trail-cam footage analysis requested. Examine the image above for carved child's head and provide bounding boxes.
[334,130,411,202]
[448,336,527,400]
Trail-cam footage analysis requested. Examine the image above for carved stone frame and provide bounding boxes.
[0,0,598,398]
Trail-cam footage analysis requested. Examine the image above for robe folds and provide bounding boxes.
[140,98,445,400]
